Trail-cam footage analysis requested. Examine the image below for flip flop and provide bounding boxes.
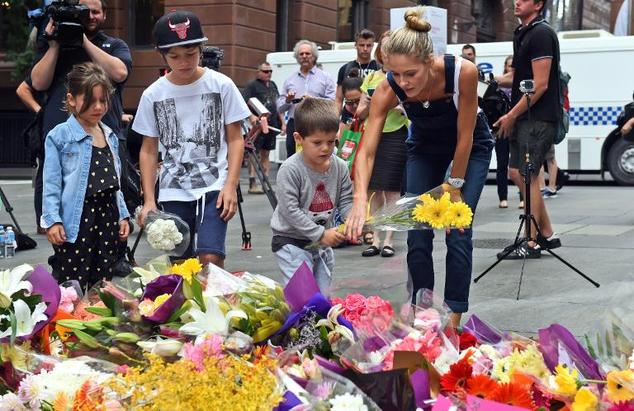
[381,245,395,257]
[362,245,380,257]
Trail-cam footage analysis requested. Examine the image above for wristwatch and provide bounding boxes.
[447,177,465,188]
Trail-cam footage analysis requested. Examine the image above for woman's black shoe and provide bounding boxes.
[362,245,380,257]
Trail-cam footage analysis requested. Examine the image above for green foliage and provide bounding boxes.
[1,1,36,80]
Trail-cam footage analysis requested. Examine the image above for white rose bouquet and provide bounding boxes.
[138,209,190,256]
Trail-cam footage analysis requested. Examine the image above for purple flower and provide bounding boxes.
[141,275,185,324]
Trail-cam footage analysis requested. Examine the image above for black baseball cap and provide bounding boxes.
[153,10,208,50]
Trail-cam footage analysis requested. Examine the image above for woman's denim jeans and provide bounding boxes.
[406,115,493,313]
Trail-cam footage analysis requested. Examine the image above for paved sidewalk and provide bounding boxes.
[1,178,633,336]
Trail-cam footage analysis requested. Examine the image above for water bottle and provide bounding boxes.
[0,225,5,259]
[5,227,15,259]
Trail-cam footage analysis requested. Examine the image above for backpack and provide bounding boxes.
[481,80,511,128]
[555,70,571,145]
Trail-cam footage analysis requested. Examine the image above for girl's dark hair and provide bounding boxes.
[64,62,114,114]
[341,77,363,94]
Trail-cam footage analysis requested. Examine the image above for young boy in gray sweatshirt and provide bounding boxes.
[270,98,353,291]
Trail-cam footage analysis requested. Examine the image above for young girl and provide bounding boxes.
[41,62,130,289]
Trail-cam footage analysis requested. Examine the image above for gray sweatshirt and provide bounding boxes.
[270,153,353,245]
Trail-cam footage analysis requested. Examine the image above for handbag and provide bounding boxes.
[336,117,364,176]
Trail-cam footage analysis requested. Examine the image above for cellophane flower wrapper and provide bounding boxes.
[340,317,449,375]
[304,367,382,410]
[365,183,473,232]
[539,323,604,380]
[583,306,634,373]
[139,208,190,256]
[203,266,290,343]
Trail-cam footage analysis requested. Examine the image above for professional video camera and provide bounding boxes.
[201,46,224,71]
[43,0,90,48]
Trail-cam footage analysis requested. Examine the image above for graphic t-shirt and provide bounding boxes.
[132,68,250,202]
[337,60,380,85]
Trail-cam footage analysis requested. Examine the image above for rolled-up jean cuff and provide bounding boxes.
[445,299,468,314]
[196,248,226,258]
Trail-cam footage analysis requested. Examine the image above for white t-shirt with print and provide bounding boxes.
[133,68,250,202]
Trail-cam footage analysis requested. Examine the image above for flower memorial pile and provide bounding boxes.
[1,261,634,411]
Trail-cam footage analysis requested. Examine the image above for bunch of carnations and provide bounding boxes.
[331,294,394,335]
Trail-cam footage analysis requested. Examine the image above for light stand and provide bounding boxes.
[474,83,599,299]
[0,186,23,233]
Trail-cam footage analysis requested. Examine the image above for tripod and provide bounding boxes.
[473,87,599,299]
[244,122,278,210]
[0,186,23,233]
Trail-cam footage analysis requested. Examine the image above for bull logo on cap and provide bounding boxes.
[168,18,190,40]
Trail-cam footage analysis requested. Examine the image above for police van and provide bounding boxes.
[267,30,634,185]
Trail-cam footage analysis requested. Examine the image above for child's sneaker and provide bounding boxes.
[542,187,558,198]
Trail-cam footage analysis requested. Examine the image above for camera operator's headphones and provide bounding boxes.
[153,10,207,50]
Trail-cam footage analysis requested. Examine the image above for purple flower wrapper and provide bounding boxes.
[141,275,186,324]
[538,323,604,380]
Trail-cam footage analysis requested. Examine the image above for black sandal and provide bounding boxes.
[381,245,395,257]
[363,232,374,245]
[361,245,380,257]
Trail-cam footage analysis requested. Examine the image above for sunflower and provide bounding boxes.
[554,364,579,397]
[490,382,535,409]
[571,387,598,411]
[418,193,435,204]
[607,370,634,403]
[440,352,473,393]
[444,201,473,228]
[423,197,451,229]
[466,374,499,399]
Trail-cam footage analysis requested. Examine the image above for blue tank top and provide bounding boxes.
[387,54,458,155]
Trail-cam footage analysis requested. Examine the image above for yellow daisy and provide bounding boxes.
[422,197,451,229]
[571,387,598,411]
[172,258,203,283]
[554,364,579,397]
[445,202,473,228]
[606,369,634,402]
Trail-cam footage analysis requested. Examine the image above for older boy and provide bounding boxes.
[271,98,353,291]
[134,10,250,268]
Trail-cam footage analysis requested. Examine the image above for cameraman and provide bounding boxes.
[31,0,130,138]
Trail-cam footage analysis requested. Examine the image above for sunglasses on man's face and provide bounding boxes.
[260,69,273,73]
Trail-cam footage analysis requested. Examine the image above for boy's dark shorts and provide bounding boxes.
[255,130,278,151]
[509,119,556,175]
[161,190,227,259]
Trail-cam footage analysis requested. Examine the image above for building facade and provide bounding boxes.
[0,0,618,114]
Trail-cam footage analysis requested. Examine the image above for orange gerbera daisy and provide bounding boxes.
[440,352,473,393]
[466,374,499,399]
[490,382,535,409]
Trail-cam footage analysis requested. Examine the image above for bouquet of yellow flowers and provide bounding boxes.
[365,183,473,231]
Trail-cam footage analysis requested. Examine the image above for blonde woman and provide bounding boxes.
[345,7,494,327]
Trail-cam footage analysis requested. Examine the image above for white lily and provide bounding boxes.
[179,295,247,336]
[132,265,162,287]
[0,300,47,338]
[316,304,355,342]
[137,337,184,357]
[0,265,33,309]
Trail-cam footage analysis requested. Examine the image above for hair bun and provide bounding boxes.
[404,9,432,33]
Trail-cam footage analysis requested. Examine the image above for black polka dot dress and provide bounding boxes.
[51,145,121,289]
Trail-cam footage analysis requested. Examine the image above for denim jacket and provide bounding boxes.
[41,115,129,243]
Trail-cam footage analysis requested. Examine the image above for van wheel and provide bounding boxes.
[608,138,634,186]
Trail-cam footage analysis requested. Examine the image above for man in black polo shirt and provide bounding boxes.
[335,29,379,112]
[494,0,562,259]
[242,62,285,194]
[29,0,131,232]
